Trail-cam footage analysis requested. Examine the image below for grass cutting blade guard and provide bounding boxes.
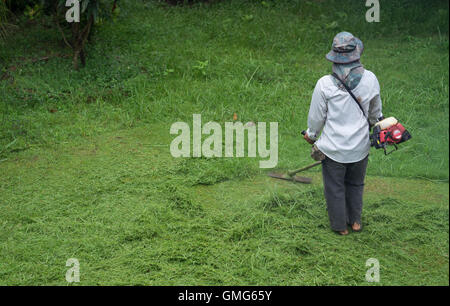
[370,117,412,155]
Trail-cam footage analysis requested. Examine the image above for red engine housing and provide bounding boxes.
[379,123,407,144]
[370,120,411,155]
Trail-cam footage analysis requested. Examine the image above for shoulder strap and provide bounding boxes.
[331,73,371,129]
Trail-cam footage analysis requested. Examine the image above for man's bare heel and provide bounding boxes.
[338,229,349,235]
[352,223,362,232]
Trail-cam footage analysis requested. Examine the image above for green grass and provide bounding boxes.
[0,125,448,285]
[0,0,448,285]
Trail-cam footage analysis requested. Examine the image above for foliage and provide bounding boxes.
[3,0,40,12]
[1,0,119,69]
[0,0,11,41]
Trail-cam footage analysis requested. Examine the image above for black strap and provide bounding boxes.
[331,73,371,130]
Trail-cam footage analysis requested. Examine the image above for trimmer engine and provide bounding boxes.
[370,117,412,155]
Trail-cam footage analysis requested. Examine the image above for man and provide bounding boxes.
[304,32,383,235]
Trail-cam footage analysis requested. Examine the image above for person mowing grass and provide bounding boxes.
[303,32,383,235]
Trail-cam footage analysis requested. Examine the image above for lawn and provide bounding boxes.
[0,0,448,285]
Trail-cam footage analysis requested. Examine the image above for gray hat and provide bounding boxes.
[326,32,364,64]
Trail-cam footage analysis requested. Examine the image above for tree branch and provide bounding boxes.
[54,6,72,49]
[80,15,94,50]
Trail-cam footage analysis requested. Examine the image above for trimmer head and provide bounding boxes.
[267,172,312,184]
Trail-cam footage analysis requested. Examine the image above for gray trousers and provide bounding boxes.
[321,155,368,232]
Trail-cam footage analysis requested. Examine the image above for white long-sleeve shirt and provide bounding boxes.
[306,70,382,163]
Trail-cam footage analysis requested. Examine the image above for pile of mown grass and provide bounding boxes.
[0,126,447,285]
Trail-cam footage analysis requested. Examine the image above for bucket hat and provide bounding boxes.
[326,32,364,64]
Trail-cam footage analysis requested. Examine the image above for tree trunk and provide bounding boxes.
[54,5,93,70]
[71,22,80,70]
[80,49,86,67]
[70,15,93,70]
[73,49,80,70]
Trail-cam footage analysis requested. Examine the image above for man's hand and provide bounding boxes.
[303,133,315,145]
